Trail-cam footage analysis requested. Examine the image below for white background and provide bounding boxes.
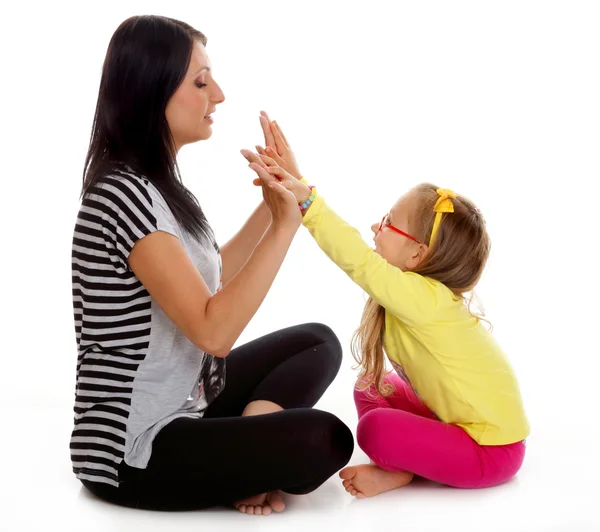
[1,1,599,531]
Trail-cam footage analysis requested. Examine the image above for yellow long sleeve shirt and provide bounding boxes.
[302,192,530,446]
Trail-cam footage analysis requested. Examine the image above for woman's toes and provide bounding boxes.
[247,506,255,515]
[237,504,247,513]
[342,479,351,489]
[267,491,286,512]
[262,506,272,516]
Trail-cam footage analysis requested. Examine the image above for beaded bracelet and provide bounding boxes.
[299,185,316,212]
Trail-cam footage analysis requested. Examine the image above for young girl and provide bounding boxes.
[244,114,530,498]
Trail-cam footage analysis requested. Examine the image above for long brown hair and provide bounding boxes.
[351,183,491,396]
[82,16,214,243]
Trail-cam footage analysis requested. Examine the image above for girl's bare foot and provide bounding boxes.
[234,491,286,516]
[339,464,414,498]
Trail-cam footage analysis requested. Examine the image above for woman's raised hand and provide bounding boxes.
[246,162,302,230]
[241,150,312,205]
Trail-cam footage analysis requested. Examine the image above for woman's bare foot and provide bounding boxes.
[339,464,414,498]
[235,402,286,515]
[234,491,286,516]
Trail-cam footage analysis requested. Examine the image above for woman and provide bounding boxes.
[71,15,353,514]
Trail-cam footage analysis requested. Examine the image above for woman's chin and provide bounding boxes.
[193,124,214,142]
[198,128,213,141]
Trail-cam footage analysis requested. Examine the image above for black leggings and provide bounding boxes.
[81,323,354,510]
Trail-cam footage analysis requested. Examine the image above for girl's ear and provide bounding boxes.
[405,243,429,270]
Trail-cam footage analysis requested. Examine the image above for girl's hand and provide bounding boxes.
[257,111,302,180]
[247,163,302,230]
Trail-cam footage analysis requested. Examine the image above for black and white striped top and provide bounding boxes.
[71,169,225,487]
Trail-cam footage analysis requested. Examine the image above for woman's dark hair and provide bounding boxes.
[82,15,213,242]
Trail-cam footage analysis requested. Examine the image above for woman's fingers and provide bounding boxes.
[256,145,267,156]
[241,149,267,168]
[248,162,276,185]
[269,180,290,198]
[259,114,276,150]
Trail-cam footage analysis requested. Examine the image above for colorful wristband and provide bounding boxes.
[299,185,316,212]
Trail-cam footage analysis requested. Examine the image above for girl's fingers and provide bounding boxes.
[266,165,291,181]
[273,121,290,146]
[258,154,278,167]
[264,147,286,166]
[259,115,276,150]
[256,145,267,156]
[270,121,286,154]
[256,176,292,190]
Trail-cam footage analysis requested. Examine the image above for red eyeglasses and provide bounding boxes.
[379,214,422,244]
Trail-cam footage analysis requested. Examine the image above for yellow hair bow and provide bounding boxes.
[429,188,457,246]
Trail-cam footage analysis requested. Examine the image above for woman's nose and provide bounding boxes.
[212,81,225,104]
[371,223,379,234]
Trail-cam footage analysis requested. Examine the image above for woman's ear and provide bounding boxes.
[405,243,429,270]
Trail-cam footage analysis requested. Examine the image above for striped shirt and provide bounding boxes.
[70,169,225,487]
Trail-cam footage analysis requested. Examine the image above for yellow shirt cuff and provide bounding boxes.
[301,192,325,227]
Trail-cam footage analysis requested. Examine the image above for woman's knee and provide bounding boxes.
[303,410,354,470]
[279,410,354,496]
[305,322,343,373]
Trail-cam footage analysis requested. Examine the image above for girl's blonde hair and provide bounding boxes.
[351,183,491,396]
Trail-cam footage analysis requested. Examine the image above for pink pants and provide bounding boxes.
[354,373,525,488]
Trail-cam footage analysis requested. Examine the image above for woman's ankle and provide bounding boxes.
[242,400,283,417]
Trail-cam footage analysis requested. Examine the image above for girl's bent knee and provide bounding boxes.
[356,409,386,456]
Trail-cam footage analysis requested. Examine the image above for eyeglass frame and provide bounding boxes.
[378,214,423,244]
